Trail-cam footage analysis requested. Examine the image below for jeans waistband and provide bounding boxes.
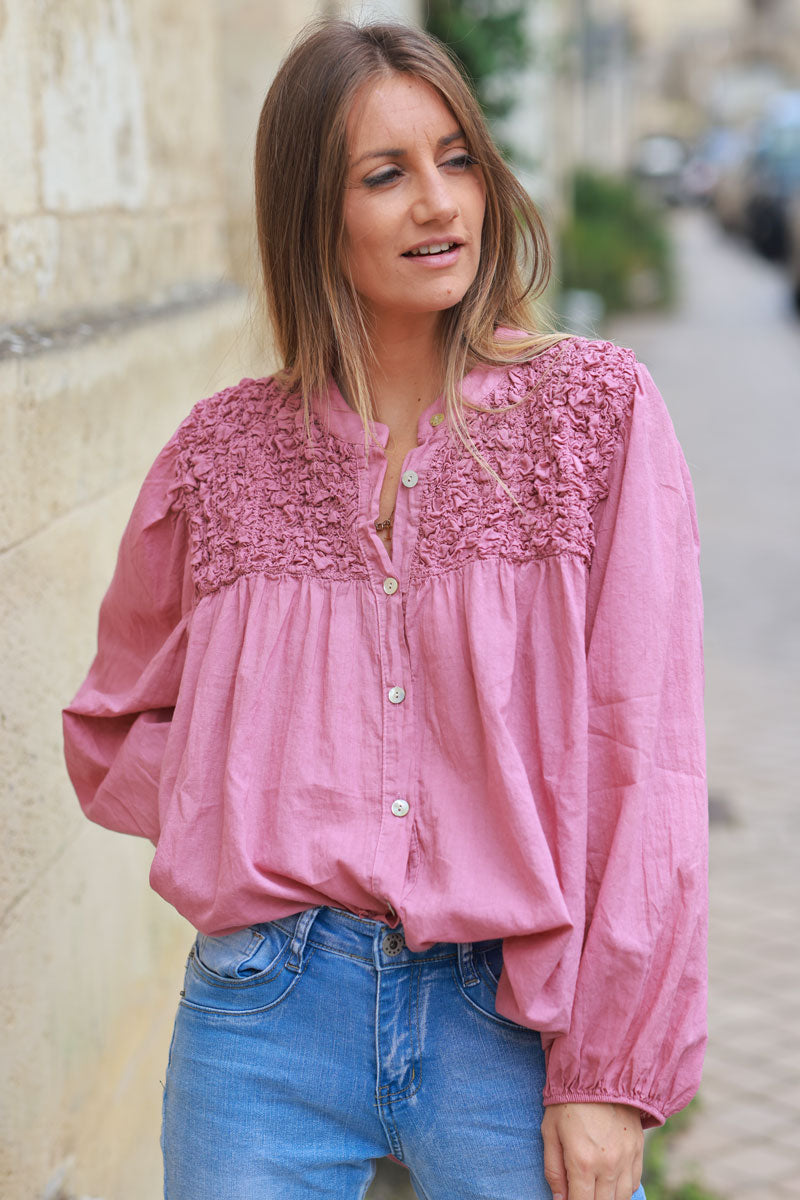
[267,904,502,980]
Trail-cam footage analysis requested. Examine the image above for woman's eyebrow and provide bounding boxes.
[352,128,465,167]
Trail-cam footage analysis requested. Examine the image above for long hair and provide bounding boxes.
[254,18,574,500]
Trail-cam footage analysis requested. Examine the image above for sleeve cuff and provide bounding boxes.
[543,1087,666,1130]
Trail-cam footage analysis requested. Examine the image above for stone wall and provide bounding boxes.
[0,2,417,1197]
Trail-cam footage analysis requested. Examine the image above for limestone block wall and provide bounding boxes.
[0,0,262,1184]
[2,0,231,330]
[0,301,253,1200]
[218,0,320,289]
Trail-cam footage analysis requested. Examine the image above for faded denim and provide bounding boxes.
[161,904,647,1200]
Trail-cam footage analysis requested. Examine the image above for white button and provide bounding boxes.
[401,469,418,488]
[391,798,409,817]
[387,686,405,704]
[383,576,399,595]
[430,413,445,427]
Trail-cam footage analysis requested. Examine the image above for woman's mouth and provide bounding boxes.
[403,241,461,258]
[400,240,462,266]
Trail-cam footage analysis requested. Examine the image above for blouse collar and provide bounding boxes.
[309,358,513,447]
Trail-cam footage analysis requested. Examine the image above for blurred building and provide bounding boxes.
[550,0,638,173]
[490,3,576,232]
[626,0,800,140]
[548,0,800,177]
[0,4,417,1199]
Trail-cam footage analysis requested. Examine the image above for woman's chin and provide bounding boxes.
[370,289,473,322]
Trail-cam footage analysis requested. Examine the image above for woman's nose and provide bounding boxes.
[412,167,460,224]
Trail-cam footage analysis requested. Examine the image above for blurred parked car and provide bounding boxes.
[680,126,751,207]
[630,133,690,207]
[741,90,800,260]
[785,190,800,313]
[709,127,758,235]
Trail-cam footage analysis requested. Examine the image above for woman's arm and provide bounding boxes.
[541,359,708,1195]
[62,433,193,844]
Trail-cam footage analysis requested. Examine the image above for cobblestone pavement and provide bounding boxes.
[607,206,800,1200]
[369,204,800,1200]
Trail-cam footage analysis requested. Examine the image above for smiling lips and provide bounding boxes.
[403,240,462,257]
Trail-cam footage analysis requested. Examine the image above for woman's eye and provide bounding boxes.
[443,153,478,170]
[363,153,477,188]
[363,167,403,188]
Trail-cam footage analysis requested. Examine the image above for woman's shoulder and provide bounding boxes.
[488,334,643,506]
[177,373,294,442]
[500,332,639,409]
[147,373,300,501]
[478,333,641,451]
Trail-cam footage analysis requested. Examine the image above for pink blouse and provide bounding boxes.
[62,335,707,1128]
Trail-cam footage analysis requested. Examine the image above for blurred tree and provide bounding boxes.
[558,167,676,315]
[424,0,532,123]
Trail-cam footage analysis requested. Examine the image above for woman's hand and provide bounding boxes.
[541,1101,644,1200]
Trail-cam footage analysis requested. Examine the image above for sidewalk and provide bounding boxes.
[607,206,800,1200]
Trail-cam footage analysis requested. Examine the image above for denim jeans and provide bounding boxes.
[161,904,647,1199]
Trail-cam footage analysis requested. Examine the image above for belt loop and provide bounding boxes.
[286,906,321,973]
[457,941,479,988]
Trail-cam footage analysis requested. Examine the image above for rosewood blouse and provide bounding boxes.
[63,334,708,1127]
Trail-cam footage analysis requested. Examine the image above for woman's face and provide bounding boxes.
[342,73,486,326]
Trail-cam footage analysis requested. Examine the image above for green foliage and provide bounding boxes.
[640,1098,722,1200]
[558,167,676,316]
[424,0,532,121]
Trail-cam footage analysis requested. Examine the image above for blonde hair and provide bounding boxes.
[254,18,574,505]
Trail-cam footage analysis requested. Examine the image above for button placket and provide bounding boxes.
[361,437,434,911]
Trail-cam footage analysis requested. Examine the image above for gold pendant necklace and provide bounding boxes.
[375,507,395,534]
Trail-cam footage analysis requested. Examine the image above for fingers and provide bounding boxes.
[541,1109,568,1200]
[542,1101,644,1200]
[561,1148,616,1200]
[632,1138,644,1192]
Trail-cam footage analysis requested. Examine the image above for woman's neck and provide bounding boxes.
[366,313,443,435]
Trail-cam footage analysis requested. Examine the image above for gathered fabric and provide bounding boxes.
[63,334,707,1128]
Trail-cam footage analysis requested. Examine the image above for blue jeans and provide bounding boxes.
[161,904,647,1199]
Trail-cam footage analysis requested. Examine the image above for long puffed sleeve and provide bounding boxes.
[541,360,708,1128]
[62,434,193,843]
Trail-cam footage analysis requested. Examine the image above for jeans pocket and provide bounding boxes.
[194,926,274,980]
[451,941,530,1032]
[181,921,311,1015]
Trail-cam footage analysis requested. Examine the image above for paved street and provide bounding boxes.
[607,206,800,1200]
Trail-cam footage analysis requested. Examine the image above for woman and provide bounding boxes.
[62,18,707,1200]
